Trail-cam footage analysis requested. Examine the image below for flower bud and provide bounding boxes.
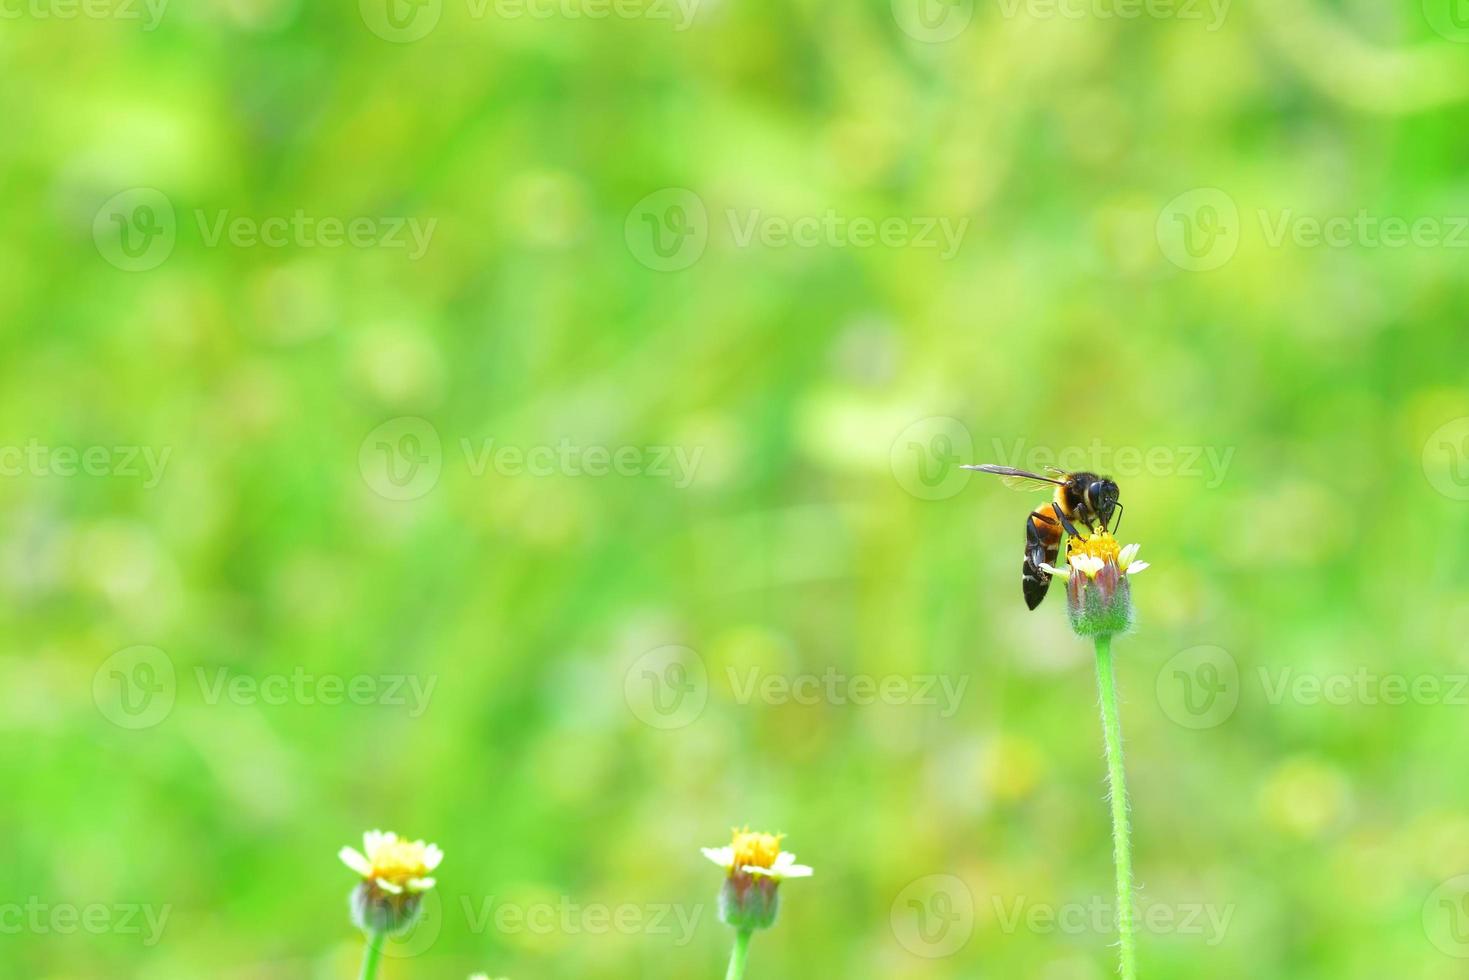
[718,872,781,931]
[701,828,812,933]
[350,880,426,936]
[1039,533,1149,639]
[338,830,443,936]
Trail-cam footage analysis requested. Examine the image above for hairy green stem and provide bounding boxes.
[358,929,385,980]
[1094,634,1137,980]
[724,928,753,980]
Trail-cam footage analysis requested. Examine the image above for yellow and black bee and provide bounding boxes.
[963,464,1123,610]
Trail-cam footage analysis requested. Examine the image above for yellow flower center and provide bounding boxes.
[730,829,783,870]
[369,840,433,885]
[1068,529,1121,564]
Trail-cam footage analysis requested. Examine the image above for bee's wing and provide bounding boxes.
[962,464,1065,492]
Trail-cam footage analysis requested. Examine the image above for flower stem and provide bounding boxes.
[724,928,753,980]
[358,929,385,980]
[1093,634,1137,980]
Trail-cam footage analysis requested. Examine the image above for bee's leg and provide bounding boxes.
[1024,513,1049,568]
[1023,513,1059,610]
[1053,506,1083,541]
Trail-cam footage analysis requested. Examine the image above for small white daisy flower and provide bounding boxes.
[340,830,443,935]
[703,828,812,931]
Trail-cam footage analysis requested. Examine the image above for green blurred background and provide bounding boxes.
[5,0,1469,976]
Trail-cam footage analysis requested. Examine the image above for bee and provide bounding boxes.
[962,464,1123,610]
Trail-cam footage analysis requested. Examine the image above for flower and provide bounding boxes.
[1039,531,1148,637]
[703,828,812,931]
[339,830,443,935]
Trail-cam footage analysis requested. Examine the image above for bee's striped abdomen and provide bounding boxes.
[1022,502,1065,610]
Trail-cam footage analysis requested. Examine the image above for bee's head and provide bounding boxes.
[1086,477,1120,526]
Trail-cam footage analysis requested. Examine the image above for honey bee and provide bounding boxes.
[963,464,1123,610]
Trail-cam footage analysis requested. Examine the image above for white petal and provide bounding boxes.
[375,878,404,895]
[406,877,436,892]
[1037,561,1069,579]
[423,844,444,871]
[744,863,813,880]
[1125,560,1149,575]
[339,847,372,877]
[1118,543,1139,566]
[363,830,389,857]
[701,846,735,869]
[1070,554,1103,577]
